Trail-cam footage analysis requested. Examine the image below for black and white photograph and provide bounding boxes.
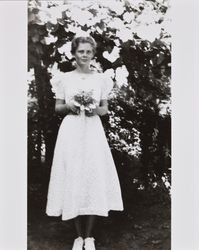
[1,0,199,250]
[27,0,172,249]
[27,0,171,249]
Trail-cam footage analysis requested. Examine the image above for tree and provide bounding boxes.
[28,0,171,196]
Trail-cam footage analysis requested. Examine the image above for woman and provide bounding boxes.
[46,36,123,250]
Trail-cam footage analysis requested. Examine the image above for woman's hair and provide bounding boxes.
[71,36,97,55]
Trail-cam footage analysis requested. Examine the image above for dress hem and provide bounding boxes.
[46,207,124,221]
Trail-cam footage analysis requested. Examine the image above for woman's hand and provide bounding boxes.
[67,102,80,115]
[85,107,98,117]
[85,105,108,117]
[55,99,80,115]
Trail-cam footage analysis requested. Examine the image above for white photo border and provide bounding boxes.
[0,0,199,249]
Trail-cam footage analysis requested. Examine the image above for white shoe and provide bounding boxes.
[84,237,96,250]
[72,236,84,250]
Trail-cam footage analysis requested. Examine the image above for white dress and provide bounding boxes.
[46,70,123,221]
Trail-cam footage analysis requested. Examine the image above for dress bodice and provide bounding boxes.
[51,70,114,105]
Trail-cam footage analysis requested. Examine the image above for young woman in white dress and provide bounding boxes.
[46,36,123,250]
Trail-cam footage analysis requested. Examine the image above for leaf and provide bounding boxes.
[45,22,59,32]
[157,51,165,65]
[134,224,142,229]
[151,240,162,245]
[31,34,40,43]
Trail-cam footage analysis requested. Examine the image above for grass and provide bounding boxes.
[28,186,170,250]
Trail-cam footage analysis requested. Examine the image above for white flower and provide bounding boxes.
[116,28,133,42]
[114,39,121,47]
[156,0,168,5]
[58,42,73,59]
[48,62,58,76]
[125,0,144,10]
[100,0,125,15]
[44,34,58,45]
[134,23,162,42]
[27,68,35,85]
[123,11,135,23]
[107,17,126,31]
[38,10,50,24]
[102,46,120,63]
[158,100,171,116]
[67,0,94,9]
[115,65,129,87]
[136,8,158,25]
[161,7,172,35]
[70,8,94,26]
[45,6,64,24]
[67,25,91,38]
[97,7,110,21]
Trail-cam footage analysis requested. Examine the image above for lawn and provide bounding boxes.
[28,187,170,250]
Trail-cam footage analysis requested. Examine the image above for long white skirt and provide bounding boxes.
[46,112,123,220]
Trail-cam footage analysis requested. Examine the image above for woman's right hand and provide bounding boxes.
[67,102,80,115]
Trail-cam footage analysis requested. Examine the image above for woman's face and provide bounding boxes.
[74,42,94,67]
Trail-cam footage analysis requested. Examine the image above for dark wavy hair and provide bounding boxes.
[71,36,97,55]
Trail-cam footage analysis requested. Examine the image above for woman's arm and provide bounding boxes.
[55,99,80,115]
[55,99,69,115]
[86,99,109,117]
[96,99,109,116]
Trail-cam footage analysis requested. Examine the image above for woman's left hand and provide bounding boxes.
[85,106,108,117]
[85,107,99,117]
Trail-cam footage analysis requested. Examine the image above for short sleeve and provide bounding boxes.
[100,74,114,100]
[51,73,65,100]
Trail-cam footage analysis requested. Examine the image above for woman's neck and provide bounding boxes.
[75,65,92,74]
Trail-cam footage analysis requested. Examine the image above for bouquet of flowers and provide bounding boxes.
[72,90,97,112]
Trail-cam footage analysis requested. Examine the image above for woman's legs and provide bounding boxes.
[85,215,96,238]
[74,216,83,237]
[74,215,97,238]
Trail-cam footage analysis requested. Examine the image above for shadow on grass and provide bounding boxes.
[28,183,170,250]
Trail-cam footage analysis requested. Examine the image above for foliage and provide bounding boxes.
[28,0,171,193]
